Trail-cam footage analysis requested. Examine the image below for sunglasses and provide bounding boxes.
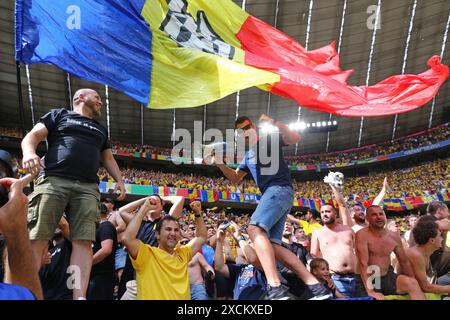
[236,123,252,132]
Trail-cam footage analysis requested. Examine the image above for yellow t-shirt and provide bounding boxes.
[298,220,322,235]
[130,240,192,300]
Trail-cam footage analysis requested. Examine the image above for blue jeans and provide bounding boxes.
[250,185,294,244]
[331,274,367,298]
[190,283,208,300]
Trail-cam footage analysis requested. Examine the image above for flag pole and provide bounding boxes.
[15,60,26,138]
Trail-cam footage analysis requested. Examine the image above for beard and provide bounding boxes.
[85,99,101,118]
[354,215,366,224]
[323,216,335,225]
[92,108,101,117]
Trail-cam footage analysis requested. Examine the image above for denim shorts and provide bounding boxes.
[190,283,208,300]
[249,185,294,244]
[331,273,368,298]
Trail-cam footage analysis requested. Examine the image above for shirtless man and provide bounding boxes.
[185,213,216,300]
[355,205,425,300]
[351,205,367,233]
[406,216,450,295]
[188,251,215,300]
[311,185,366,297]
[421,202,449,283]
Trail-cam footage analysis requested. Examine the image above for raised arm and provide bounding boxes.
[109,211,127,233]
[119,197,149,213]
[121,198,151,259]
[229,222,262,270]
[186,201,207,255]
[213,228,229,278]
[330,185,353,227]
[162,196,185,218]
[21,122,48,175]
[259,113,301,145]
[310,230,321,258]
[372,177,388,206]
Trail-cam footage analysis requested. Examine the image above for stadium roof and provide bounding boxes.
[0,0,449,155]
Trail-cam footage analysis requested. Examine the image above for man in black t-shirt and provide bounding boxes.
[87,204,117,300]
[39,231,73,300]
[214,226,267,300]
[21,88,126,300]
[278,221,313,298]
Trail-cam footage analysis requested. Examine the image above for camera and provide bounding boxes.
[0,149,18,207]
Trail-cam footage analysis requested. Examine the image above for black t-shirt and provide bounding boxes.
[91,221,117,276]
[39,239,72,300]
[278,242,312,297]
[40,108,111,183]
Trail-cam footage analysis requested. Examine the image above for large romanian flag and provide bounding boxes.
[16,0,448,116]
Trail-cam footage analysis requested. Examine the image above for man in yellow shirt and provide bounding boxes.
[121,200,207,300]
[288,210,322,236]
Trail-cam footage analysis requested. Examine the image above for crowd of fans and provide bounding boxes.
[98,156,450,202]
[0,127,23,139]
[15,193,448,301]
[2,123,449,167]
[286,123,450,166]
[1,120,449,301]
[108,123,450,166]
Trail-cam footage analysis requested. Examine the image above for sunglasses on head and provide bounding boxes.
[236,123,252,131]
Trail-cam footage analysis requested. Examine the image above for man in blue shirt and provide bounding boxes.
[213,226,267,300]
[215,114,331,300]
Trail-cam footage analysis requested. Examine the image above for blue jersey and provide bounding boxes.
[238,133,292,194]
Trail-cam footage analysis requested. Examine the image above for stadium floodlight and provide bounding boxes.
[299,122,306,130]
[259,122,278,133]
[288,122,307,131]
[287,120,338,132]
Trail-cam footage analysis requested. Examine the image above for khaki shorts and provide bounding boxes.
[27,175,100,241]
